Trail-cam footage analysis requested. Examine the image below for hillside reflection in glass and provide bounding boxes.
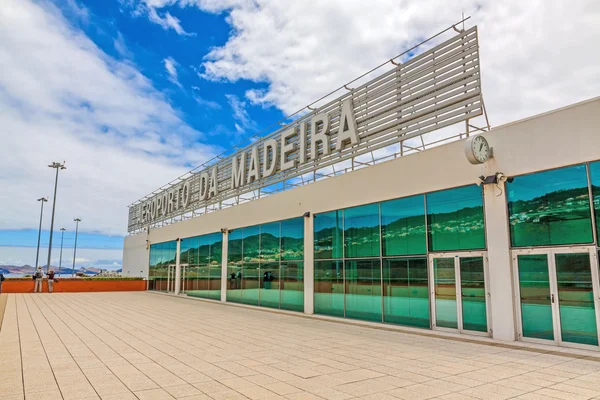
[507,164,594,247]
[426,185,486,251]
[180,232,222,300]
[587,161,600,245]
[148,241,177,291]
[314,185,484,327]
[226,217,304,311]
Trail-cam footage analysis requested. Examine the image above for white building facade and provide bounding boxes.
[123,96,600,350]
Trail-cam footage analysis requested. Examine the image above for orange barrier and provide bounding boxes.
[2,279,146,293]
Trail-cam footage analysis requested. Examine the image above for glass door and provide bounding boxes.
[429,252,490,335]
[513,247,600,348]
[167,264,176,293]
[180,264,188,294]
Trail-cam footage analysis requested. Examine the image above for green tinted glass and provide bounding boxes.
[460,257,487,332]
[259,262,280,309]
[507,164,593,247]
[434,258,458,329]
[555,253,598,346]
[586,162,600,246]
[208,265,221,300]
[228,229,243,263]
[188,265,210,298]
[281,218,304,260]
[383,258,429,328]
[281,262,304,311]
[381,195,426,256]
[243,226,260,262]
[261,222,281,262]
[241,263,259,306]
[180,238,190,264]
[345,259,382,322]
[427,185,485,251]
[314,260,344,317]
[198,235,211,264]
[226,264,242,303]
[208,232,223,266]
[314,211,343,259]
[518,254,554,340]
[344,204,381,258]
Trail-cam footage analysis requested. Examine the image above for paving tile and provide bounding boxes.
[3,293,600,400]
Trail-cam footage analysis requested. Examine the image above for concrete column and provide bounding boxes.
[483,182,516,341]
[174,239,181,295]
[304,215,314,315]
[221,231,228,302]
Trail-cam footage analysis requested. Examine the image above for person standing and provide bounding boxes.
[47,269,55,293]
[0,272,5,294]
[34,266,43,293]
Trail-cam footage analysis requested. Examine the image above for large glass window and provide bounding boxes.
[427,185,486,251]
[314,260,344,317]
[586,161,600,246]
[226,218,304,310]
[183,232,222,300]
[314,211,343,259]
[507,164,593,247]
[344,204,381,258]
[345,259,382,322]
[227,229,243,303]
[148,241,177,292]
[383,258,429,328]
[381,195,426,256]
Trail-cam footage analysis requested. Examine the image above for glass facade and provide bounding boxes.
[180,232,222,300]
[148,241,177,292]
[427,185,486,251]
[313,184,485,329]
[507,164,594,247]
[226,217,304,311]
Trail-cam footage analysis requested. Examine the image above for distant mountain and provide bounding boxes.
[0,264,99,276]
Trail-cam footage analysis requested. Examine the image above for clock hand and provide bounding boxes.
[479,143,483,151]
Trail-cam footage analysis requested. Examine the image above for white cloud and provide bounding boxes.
[163,56,181,87]
[113,32,133,59]
[192,87,221,109]
[225,94,256,135]
[0,0,220,236]
[185,0,600,126]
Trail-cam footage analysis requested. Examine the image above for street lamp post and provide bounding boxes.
[58,228,65,276]
[46,161,67,273]
[72,218,81,278]
[35,197,48,270]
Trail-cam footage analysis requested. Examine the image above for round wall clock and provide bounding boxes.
[465,135,492,164]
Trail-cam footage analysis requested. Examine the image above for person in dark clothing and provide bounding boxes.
[34,267,43,293]
[47,270,55,293]
[0,273,5,294]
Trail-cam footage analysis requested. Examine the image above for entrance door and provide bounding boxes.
[429,252,490,335]
[180,264,188,294]
[513,246,600,348]
[166,264,176,293]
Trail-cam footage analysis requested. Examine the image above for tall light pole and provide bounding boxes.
[35,197,48,269]
[46,161,67,273]
[58,228,65,276]
[72,218,81,278]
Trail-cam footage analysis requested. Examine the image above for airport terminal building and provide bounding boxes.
[123,26,600,350]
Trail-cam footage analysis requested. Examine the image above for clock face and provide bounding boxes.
[471,135,491,163]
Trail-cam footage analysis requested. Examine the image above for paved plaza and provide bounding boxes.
[1,293,600,400]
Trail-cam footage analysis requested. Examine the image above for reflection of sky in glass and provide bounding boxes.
[243,225,260,240]
[381,195,424,223]
[507,164,588,202]
[281,218,303,239]
[261,222,280,238]
[314,211,341,232]
[427,185,482,213]
[344,203,379,229]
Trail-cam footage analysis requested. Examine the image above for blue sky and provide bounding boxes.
[1,0,599,269]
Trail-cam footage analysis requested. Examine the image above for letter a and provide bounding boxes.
[335,98,359,151]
